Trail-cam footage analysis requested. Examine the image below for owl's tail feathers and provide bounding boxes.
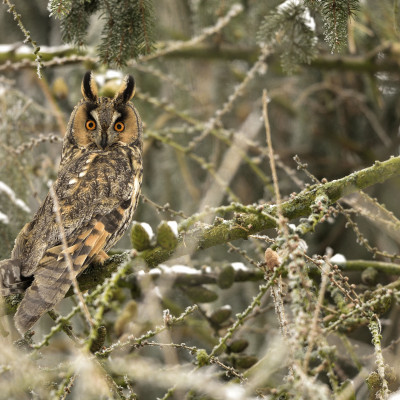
[0,259,31,295]
[14,218,113,333]
[13,224,110,334]
[14,249,73,334]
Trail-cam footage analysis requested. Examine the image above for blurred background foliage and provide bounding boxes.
[1,0,400,399]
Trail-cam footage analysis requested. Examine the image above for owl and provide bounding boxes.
[0,71,143,334]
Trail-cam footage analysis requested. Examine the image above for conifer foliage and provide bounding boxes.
[312,0,360,52]
[258,0,360,71]
[49,0,360,70]
[49,0,154,66]
[257,2,318,73]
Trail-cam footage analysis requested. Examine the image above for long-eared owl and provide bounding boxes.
[0,72,143,334]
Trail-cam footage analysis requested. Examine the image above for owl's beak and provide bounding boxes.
[94,131,108,150]
[100,131,108,149]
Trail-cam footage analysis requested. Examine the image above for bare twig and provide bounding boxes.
[49,186,94,329]
[2,0,44,77]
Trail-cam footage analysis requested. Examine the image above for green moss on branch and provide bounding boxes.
[140,156,400,266]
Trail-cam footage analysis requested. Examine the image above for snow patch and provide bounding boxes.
[140,222,154,239]
[0,44,71,54]
[277,0,315,31]
[288,223,297,232]
[231,262,249,272]
[224,385,247,400]
[137,268,161,277]
[148,268,161,276]
[105,70,123,80]
[389,391,400,400]
[330,253,347,264]
[167,220,179,237]
[170,265,200,275]
[203,265,212,274]
[96,70,123,86]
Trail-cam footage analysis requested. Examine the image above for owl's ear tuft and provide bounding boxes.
[114,75,135,104]
[81,71,98,102]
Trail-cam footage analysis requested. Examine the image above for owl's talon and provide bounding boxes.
[92,250,109,265]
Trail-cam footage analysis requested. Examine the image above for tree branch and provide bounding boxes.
[141,156,400,266]
[2,156,400,316]
[2,42,400,73]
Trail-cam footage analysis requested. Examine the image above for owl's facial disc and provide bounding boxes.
[71,73,140,151]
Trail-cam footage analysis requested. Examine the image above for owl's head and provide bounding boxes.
[63,71,142,157]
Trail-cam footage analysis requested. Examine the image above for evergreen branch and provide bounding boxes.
[0,54,95,73]
[48,0,73,17]
[188,46,270,149]
[142,341,244,381]
[138,0,152,54]
[99,0,154,65]
[60,0,100,47]
[257,1,317,72]
[11,134,62,156]
[320,0,360,52]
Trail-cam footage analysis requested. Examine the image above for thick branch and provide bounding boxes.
[0,44,79,63]
[141,156,400,266]
[2,42,400,73]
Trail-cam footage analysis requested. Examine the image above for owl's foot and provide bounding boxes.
[92,250,109,265]
[0,259,30,295]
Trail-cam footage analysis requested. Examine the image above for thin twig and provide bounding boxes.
[49,186,94,329]
[303,265,328,371]
[2,0,44,77]
[262,89,288,239]
[139,4,244,62]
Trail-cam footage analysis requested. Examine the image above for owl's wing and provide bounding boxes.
[14,210,124,333]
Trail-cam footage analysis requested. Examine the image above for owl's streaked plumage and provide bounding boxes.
[0,72,143,334]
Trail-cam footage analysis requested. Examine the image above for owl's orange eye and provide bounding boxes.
[86,120,96,130]
[114,121,125,132]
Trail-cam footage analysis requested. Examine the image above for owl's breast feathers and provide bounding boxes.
[57,146,143,247]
